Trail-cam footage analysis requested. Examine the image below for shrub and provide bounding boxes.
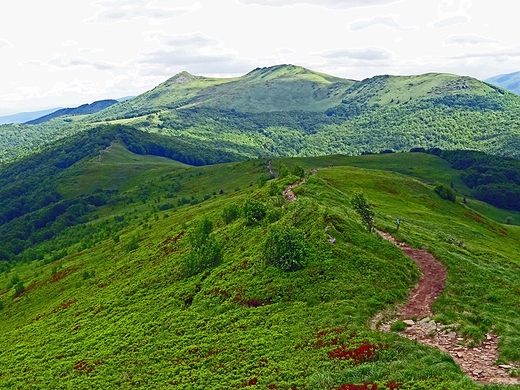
[292,165,305,179]
[264,225,307,271]
[243,199,267,225]
[13,281,25,297]
[182,218,223,277]
[125,235,139,252]
[351,193,375,233]
[222,204,240,224]
[278,164,289,179]
[434,182,456,202]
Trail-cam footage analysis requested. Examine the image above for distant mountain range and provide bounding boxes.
[0,108,63,125]
[25,99,119,125]
[0,96,134,125]
[485,71,520,95]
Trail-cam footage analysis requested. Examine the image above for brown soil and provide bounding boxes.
[282,177,307,202]
[373,230,519,385]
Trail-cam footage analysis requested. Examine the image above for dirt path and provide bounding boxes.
[374,230,519,385]
[98,142,115,162]
[282,181,302,202]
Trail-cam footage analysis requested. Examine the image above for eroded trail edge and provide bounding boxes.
[374,230,519,384]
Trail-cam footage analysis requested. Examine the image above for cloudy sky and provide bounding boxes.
[1,0,519,115]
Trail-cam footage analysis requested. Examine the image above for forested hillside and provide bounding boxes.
[2,64,520,165]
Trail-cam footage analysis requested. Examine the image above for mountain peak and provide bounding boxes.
[169,71,196,85]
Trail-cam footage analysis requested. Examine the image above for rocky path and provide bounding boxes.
[374,230,519,385]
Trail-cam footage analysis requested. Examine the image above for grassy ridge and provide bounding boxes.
[4,65,520,166]
[1,150,519,388]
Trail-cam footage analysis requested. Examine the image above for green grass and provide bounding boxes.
[1,150,520,388]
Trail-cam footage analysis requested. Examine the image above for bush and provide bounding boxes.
[125,235,139,252]
[13,281,25,297]
[291,165,305,179]
[264,225,307,271]
[243,199,267,225]
[182,218,223,277]
[434,182,456,202]
[222,204,240,224]
[278,164,289,179]
[351,193,375,233]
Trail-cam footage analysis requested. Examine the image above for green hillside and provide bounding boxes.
[3,64,520,165]
[1,145,520,388]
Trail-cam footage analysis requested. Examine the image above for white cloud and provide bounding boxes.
[278,48,295,55]
[349,15,416,31]
[136,32,253,76]
[62,40,78,47]
[87,0,200,24]
[0,39,12,49]
[432,15,469,28]
[47,55,116,71]
[451,47,520,62]
[238,0,399,9]
[444,34,498,47]
[318,47,392,62]
[44,80,101,98]
[432,0,472,28]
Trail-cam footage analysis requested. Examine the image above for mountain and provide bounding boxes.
[0,107,61,125]
[1,138,520,388]
[25,99,118,124]
[3,64,520,167]
[485,71,520,95]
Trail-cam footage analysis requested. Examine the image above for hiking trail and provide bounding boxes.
[373,230,519,385]
[280,169,519,384]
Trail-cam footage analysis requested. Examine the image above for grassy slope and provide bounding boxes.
[4,65,520,166]
[1,150,519,389]
[58,141,189,198]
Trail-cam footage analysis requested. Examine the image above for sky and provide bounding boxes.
[1,0,520,115]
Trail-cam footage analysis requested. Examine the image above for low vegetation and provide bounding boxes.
[0,143,519,388]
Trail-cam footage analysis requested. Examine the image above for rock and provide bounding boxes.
[472,370,482,376]
[499,364,513,369]
[403,320,415,326]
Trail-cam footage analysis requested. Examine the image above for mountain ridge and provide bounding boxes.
[486,70,520,95]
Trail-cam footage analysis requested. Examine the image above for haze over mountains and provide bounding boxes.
[486,71,520,96]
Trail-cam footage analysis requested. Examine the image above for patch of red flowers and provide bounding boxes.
[328,341,387,364]
[51,267,80,283]
[74,360,101,373]
[241,377,258,387]
[52,300,77,314]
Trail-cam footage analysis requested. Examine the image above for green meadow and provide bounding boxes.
[1,148,519,389]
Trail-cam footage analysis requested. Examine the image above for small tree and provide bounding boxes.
[351,193,375,233]
[291,165,305,179]
[278,164,289,179]
[264,225,307,272]
[13,281,25,297]
[434,182,456,202]
[182,218,223,277]
[222,203,240,224]
[243,199,267,225]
